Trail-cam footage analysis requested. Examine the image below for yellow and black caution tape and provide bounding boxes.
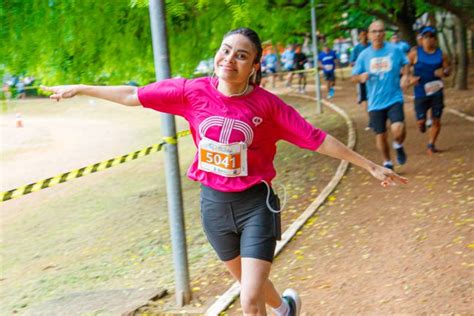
[1,130,191,203]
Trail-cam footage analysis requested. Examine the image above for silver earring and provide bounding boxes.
[211,71,219,87]
[249,69,256,82]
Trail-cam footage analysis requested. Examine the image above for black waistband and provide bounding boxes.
[200,183,270,203]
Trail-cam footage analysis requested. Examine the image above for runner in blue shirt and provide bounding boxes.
[352,21,411,170]
[281,44,296,88]
[407,26,451,155]
[350,30,371,129]
[318,45,338,99]
[262,47,279,88]
[350,30,371,65]
[390,33,410,54]
[350,30,370,103]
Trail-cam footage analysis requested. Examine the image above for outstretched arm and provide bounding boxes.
[316,135,408,187]
[41,84,141,106]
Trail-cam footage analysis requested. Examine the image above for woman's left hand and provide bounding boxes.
[370,164,408,187]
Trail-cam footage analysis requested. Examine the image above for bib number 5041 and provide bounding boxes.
[202,150,241,169]
[198,138,248,177]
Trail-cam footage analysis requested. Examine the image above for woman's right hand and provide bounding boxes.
[40,85,82,101]
[369,163,408,188]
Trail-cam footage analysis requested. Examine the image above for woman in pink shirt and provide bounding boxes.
[42,28,407,316]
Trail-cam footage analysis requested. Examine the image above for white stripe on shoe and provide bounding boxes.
[282,288,301,316]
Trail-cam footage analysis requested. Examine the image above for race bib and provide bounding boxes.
[198,137,248,177]
[369,57,392,74]
[424,80,444,96]
[323,64,334,71]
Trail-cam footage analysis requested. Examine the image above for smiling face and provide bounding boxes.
[214,34,258,84]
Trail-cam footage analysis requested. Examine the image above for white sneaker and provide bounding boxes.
[426,118,433,128]
[282,288,301,316]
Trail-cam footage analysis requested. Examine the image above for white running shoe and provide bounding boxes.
[282,288,301,316]
[426,118,433,128]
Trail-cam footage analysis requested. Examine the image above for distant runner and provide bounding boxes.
[262,47,279,88]
[281,44,296,88]
[318,44,338,99]
[294,44,308,94]
[408,26,451,155]
[350,29,371,129]
[352,20,410,170]
[390,33,410,54]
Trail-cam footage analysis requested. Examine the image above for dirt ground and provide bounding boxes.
[145,70,473,315]
[221,73,474,314]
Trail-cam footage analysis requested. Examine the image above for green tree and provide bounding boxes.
[1,0,471,87]
[1,0,153,84]
[424,0,474,31]
[1,0,319,84]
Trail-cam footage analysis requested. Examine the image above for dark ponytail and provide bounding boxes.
[223,27,263,86]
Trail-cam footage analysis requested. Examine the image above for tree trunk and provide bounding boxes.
[427,12,437,27]
[425,0,474,32]
[397,19,417,46]
[436,12,454,60]
[471,31,474,65]
[396,0,417,46]
[453,15,468,90]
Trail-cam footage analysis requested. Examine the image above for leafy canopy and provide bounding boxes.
[4,0,469,84]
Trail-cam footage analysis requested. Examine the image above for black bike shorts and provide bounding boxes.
[200,183,280,263]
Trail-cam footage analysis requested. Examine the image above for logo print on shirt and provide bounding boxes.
[199,116,254,146]
[252,116,263,126]
[369,57,392,74]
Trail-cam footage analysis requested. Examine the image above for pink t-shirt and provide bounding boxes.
[138,77,327,192]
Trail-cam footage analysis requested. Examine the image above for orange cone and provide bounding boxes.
[15,112,23,128]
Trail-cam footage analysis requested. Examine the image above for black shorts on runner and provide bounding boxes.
[200,183,280,263]
[369,102,405,134]
[414,93,444,121]
[323,71,335,81]
[263,67,277,75]
[357,82,367,104]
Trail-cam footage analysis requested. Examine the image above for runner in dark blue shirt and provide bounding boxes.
[408,26,451,155]
[318,45,338,99]
[350,30,370,105]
